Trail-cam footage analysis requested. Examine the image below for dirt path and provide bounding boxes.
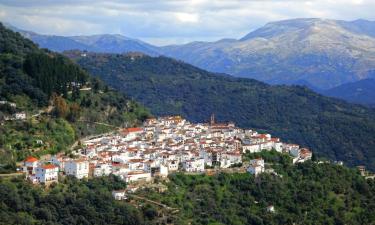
[129,194,179,211]
[0,172,24,177]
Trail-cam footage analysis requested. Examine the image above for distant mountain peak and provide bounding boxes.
[240,18,339,41]
[159,18,375,90]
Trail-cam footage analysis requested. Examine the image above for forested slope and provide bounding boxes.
[0,24,149,172]
[1,156,374,225]
[146,159,375,225]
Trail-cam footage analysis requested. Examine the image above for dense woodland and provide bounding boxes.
[0,23,149,172]
[69,52,375,171]
[0,176,145,225]
[154,162,375,225]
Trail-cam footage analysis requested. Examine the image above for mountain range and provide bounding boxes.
[66,50,375,171]
[160,18,375,90]
[7,18,375,92]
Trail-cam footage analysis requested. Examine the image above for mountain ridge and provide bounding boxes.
[5,23,159,56]
[160,18,375,90]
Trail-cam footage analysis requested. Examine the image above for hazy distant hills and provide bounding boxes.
[6,23,159,56]
[161,18,375,90]
[322,79,375,106]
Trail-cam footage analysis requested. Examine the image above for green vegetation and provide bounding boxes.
[0,176,145,225]
[0,118,74,161]
[1,153,374,225]
[140,162,375,225]
[243,150,292,165]
[69,52,375,171]
[23,52,88,97]
[0,23,150,172]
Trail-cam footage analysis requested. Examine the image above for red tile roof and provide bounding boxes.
[124,127,143,133]
[42,164,58,169]
[258,134,269,139]
[24,156,38,163]
[129,159,143,163]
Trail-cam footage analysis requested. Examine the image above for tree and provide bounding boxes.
[92,78,101,93]
[71,86,80,100]
[68,103,81,122]
[51,93,69,118]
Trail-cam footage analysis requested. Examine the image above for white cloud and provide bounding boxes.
[175,12,200,23]
[0,0,375,45]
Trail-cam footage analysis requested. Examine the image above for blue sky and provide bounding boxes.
[0,0,374,46]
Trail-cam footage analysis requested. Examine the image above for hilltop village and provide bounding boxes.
[22,116,312,185]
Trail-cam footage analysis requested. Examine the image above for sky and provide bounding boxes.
[0,0,375,46]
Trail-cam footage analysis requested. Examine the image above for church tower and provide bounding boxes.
[210,113,215,125]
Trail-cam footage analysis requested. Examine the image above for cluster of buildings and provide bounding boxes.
[23,115,312,184]
[23,156,59,185]
[23,156,90,185]
[0,100,27,121]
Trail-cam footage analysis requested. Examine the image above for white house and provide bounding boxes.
[290,147,300,158]
[271,138,283,152]
[112,190,127,200]
[199,149,213,166]
[247,158,265,176]
[159,164,169,177]
[283,144,300,154]
[35,164,59,184]
[23,156,39,176]
[94,163,112,177]
[293,148,312,164]
[123,127,143,140]
[166,160,179,171]
[128,159,144,171]
[182,158,205,172]
[242,144,261,153]
[15,112,26,120]
[64,159,89,179]
[124,171,152,183]
[223,152,242,167]
[50,155,69,171]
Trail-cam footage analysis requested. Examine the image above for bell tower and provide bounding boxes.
[210,113,215,125]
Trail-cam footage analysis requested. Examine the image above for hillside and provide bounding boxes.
[0,23,149,172]
[322,79,375,107]
[1,155,374,225]
[161,18,375,89]
[148,160,375,225]
[67,51,375,171]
